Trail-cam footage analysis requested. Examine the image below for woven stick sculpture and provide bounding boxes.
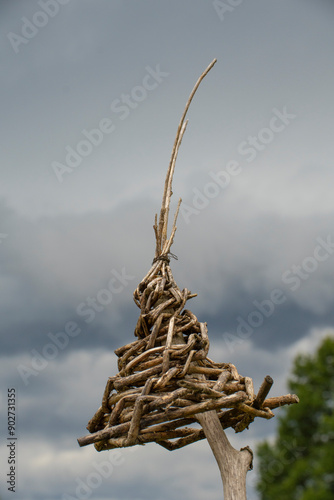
[78,59,299,498]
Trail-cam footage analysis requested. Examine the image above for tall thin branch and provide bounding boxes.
[155,58,217,257]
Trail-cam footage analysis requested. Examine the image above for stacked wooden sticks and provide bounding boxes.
[77,59,298,453]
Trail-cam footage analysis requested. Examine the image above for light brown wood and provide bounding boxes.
[197,411,252,500]
[77,58,299,499]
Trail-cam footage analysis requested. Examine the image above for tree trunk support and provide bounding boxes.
[196,411,253,500]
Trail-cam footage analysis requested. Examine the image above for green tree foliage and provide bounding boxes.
[256,335,334,499]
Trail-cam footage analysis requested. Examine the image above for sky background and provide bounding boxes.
[1,1,334,499]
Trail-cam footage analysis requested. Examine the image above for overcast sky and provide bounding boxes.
[1,1,334,499]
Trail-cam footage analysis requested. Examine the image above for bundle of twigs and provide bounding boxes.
[77,59,298,456]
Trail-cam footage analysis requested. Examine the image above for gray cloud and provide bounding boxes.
[1,1,334,499]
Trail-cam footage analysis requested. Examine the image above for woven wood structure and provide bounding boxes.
[77,59,298,456]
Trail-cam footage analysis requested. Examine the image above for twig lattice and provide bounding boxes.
[77,59,298,454]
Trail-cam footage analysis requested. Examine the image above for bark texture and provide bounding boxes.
[197,411,252,500]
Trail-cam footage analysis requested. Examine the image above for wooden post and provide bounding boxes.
[197,411,253,500]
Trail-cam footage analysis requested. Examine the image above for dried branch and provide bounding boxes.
[253,375,274,409]
[155,58,217,257]
[197,411,253,500]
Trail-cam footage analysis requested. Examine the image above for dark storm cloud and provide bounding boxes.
[207,301,334,352]
[2,194,333,356]
[0,198,154,354]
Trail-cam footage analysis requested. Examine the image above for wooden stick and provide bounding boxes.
[253,375,274,409]
[156,58,217,256]
[197,411,253,500]
[263,394,299,409]
[77,391,247,447]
